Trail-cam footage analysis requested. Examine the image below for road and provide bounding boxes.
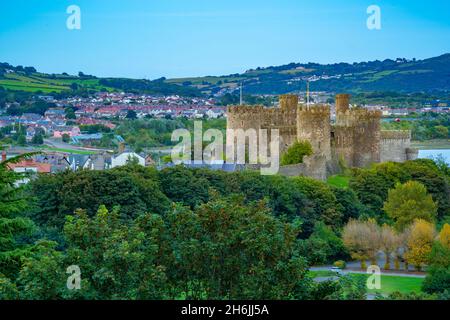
[309,266,426,278]
[43,138,111,153]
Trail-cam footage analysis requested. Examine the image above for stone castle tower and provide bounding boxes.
[226,93,418,179]
[332,94,382,167]
[297,104,331,160]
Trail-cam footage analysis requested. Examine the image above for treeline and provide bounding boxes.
[382,113,450,140]
[1,162,370,300]
[0,62,36,75]
[1,157,449,299]
[99,78,203,97]
[114,118,226,151]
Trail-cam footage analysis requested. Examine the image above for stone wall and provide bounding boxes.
[278,154,328,180]
[380,130,416,162]
[297,105,331,160]
[351,109,382,167]
[332,125,355,167]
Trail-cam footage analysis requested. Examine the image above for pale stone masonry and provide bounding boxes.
[226,94,418,180]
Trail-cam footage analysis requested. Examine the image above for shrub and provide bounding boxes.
[280,140,313,166]
[333,260,346,269]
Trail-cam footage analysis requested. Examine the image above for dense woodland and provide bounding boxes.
[1,152,449,299]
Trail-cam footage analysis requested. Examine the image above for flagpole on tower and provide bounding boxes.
[306,80,310,106]
[240,82,243,105]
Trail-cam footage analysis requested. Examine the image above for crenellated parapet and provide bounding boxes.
[381,130,411,140]
[335,93,350,113]
[279,94,299,111]
[336,108,382,126]
[297,104,331,159]
[225,92,413,175]
[297,104,331,116]
[227,105,265,115]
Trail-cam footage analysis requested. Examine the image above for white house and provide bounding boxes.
[111,152,145,168]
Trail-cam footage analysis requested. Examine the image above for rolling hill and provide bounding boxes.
[1,53,449,97]
[166,53,450,95]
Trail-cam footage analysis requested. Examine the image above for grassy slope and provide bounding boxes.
[0,72,113,93]
[165,54,450,95]
[327,175,350,188]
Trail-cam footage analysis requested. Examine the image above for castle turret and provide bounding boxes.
[351,109,382,167]
[335,94,350,126]
[226,105,264,162]
[279,94,298,112]
[297,104,331,160]
[335,94,350,113]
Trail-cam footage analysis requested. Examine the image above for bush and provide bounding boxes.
[280,140,313,166]
[333,260,346,269]
[422,242,450,294]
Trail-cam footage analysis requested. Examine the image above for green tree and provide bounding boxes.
[28,168,167,231]
[281,140,313,166]
[65,107,76,120]
[126,110,137,119]
[159,165,210,208]
[383,181,438,230]
[166,194,312,299]
[31,133,44,145]
[61,133,70,143]
[300,221,348,265]
[16,134,26,146]
[62,205,169,299]
[0,152,35,278]
[422,242,450,294]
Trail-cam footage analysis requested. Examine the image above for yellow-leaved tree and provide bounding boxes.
[342,219,380,269]
[438,223,450,248]
[404,219,436,271]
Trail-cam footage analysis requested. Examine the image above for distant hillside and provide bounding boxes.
[166,54,450,95]
[1,54,449,97]
[0,63,202,97]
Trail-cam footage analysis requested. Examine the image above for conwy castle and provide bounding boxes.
[226,94,418,180]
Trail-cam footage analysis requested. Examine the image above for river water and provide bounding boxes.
[418,149,450,164]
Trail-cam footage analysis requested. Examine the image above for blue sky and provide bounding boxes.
[0,0,449,79]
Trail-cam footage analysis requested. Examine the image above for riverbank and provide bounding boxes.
[412,139,450,149]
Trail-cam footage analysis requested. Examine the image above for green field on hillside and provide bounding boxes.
[0,72,113,93]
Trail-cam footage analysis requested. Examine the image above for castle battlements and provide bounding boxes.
[226,93,415,176]
[227,105,265,114]
[337,108,382,119]
[279,94,299,111]
[381,130,411,140]
[297,104,331,115]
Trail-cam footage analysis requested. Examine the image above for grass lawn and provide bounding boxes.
[326,174,350,188]
[366,275,423,295]
[308,271,424,295]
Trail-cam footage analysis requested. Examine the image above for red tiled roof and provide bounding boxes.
[7,159,51,173]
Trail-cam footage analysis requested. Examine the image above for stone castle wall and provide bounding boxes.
[380,130,417,162]
[332,125,355,166]
[226,94,415,180]
[297,105,331,160]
